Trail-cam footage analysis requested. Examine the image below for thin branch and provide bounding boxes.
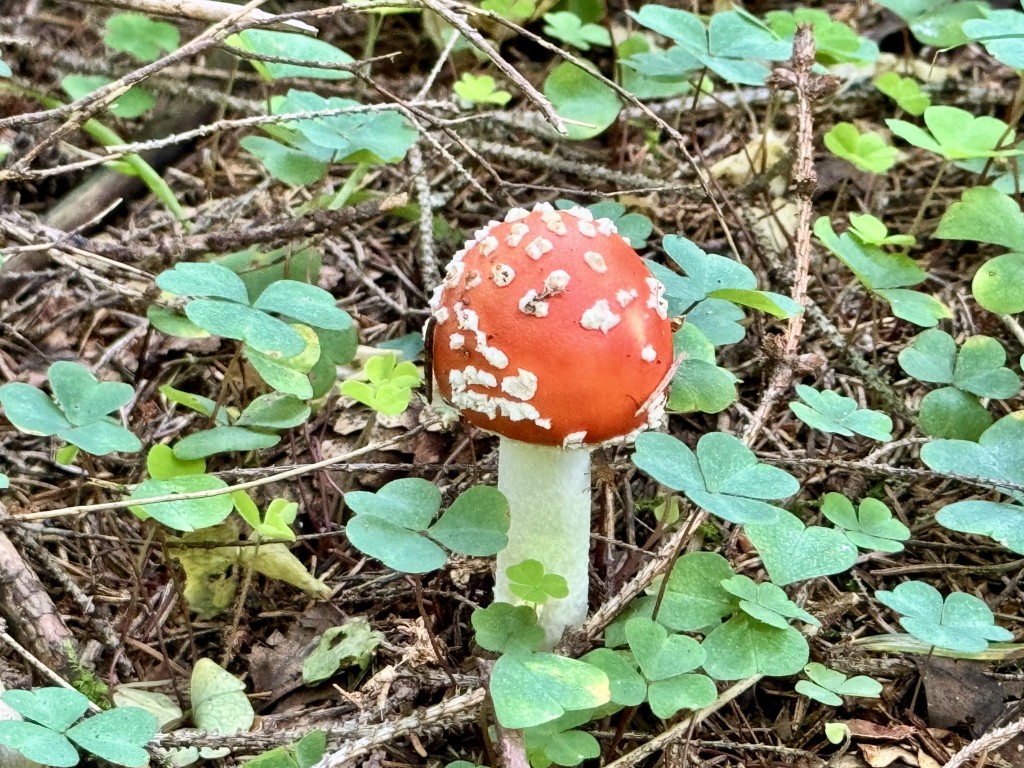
[743,25,835,446]
[414,0,566,136]
[13,420,433,523]
[941,717,1024,768]
[80,0,318,34]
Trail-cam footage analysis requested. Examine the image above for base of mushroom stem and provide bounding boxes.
[494,437,593,649]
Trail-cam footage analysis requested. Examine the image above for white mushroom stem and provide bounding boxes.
[495,438,592,649]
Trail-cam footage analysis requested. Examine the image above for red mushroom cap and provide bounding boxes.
[429,203,674,447]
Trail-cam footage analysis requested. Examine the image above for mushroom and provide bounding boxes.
[428,203,674,646]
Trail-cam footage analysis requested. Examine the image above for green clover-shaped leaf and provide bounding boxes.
[0,362,140,456]
[745,511,859,585]
[919,387,993,441]
[625,617,705,681]
[236,393,311,430]
[935,501,1024,555]
[632,431,798,525]
[48,358,135,425]
[543,62,620,140]
[875,581,1013,652]
[172,426,280,460]
[481,0,535,21]
[2,688,89,732]
[667,323,739,414]
[104,12,179,62]
[887,106,1023,161]
[848,213,916,248]
[579,648,647,707]
[524,713,601,768]
[66,706,158,767]
[0,720,79,766]
[921,412,1024,504]
[789,385,893,441]
[156,262,249,303]
[648,551,736,632]
[721,575,819,628]
[880,0,986,47]
[629,6,790,86]
[899,330,1019,399]
[701,614,809,680]
[542,11,611,50]
[344,479,445,573]
[341,353,421,416]
[453,73,512,107]
[820,493,910,553]
[814,216,925,290]
[231,29,355,82]
[646,672,718,719]
[935,187,1024,252]
[823,123,897,174]
[472,603,545,655]
[252,280,352,331]
[490,651,610,729]
[972,252,1024,315]
[345,479,505,572]
[766,8,879,66]
[875,72,930,116]
[61,75,156,119]
[875,288,952,327]
[505,559,569,605]
[427,485,509,557]
[964,10,1024,69]
[129,475,234,531]
[0,382,73,436]
[796,663,882,706]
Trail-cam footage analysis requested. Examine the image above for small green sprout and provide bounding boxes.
[505,559,569,605]
[823,123,898,174]
[848,213,916,248]
[796,663,882,706]
[453,73,512,107]
[340,353,421,416]
[542,12,611,51]
[875,72,930,116]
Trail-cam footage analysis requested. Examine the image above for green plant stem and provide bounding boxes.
[908,160,948,237]
[328,163,371,210]
[999,313,1024,347]
[0,82,188,226]
[495,438,592,649]
[360,14,382,83]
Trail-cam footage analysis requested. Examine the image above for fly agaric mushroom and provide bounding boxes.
[428,203,674,646]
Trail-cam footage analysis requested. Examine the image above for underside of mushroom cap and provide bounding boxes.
[430,203,674,447]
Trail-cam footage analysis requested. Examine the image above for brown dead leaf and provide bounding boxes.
[845,719,916,741]
[920,657,1021,734]
[861,744,919,767]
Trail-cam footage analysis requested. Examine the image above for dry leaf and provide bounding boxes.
[846,719,916,741]
[861,744,919,767]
